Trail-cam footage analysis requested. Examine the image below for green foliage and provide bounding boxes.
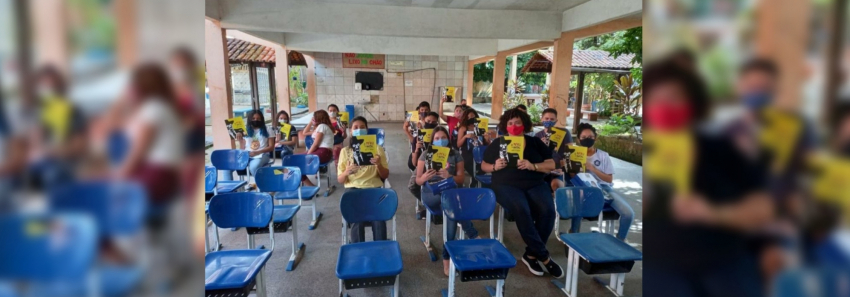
[597,99,612,117]
[527,103,544,124]
[601,27,642,65]
[473,61,494,82]
[503,80,527,110]
[596,114,640,136]
[612,74,642,115]
[289,67,308,106]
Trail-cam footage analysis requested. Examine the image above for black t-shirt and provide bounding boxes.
[483,135,551,189]
[644,131,769,272]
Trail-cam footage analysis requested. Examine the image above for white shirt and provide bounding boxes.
[244,125,272,159]
[587,149,614,186]
[312,124,335,149]
[127,99,184,167]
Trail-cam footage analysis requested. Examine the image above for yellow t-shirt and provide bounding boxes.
[337,146,388,189]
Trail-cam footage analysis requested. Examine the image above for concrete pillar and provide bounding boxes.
[755,0,810,110]
[205,19,235,150]
[550,32,576,127]
[491,52,508,119]
[304,53,318,112]
[466,61,474,102]
[31,0,68,73]
[115,0,137,67]
[276,50,291,115]
[509,55,518,83]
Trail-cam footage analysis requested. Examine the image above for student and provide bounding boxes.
[535,108,572,192]
[274,110,298,158]
[337,116,390,243]
[456,109,492,188]
[220,110,275,182]
[460,99,467,106]
[438,97,467,143]
[327,104,348,164]
[414,126,478,276]
[481,108,563,278]
[403,101,431,153]
[576,123,613,186]
[408,112,440,209]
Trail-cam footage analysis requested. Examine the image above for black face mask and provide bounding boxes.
[580,138,595,148]
[251,120,263,128]
[419,112,428,119]
[424,122,438,129]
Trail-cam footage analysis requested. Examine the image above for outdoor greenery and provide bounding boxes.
[502,80,527,110]
[597,114,641,137]
[289,67,308,107]
[473,52,548,92]
[527,102,544,124]
[612,74,642,115]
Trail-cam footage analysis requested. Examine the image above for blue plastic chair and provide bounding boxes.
[568,176,624,238]
[337,189,402,297]
[107,131,129,166]
[471,146,492,187]
[440,188,515,297]
[209,150,250,193]
[48,181,148,297]
[367,128,386,147]
[552,187,642,297]
[255,166,307,271]
[204,166,222,253]
[206,192,276,297]
[304,135,337,197]
[0,213,98,296]
[281,155,323,230]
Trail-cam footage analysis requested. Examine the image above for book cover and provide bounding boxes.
[545,127,568,153]
[425,145,450,171]
[418,128,434,144]
[224,117,246,139]
[351,134,377,166]
[406,111,419,123]
[564,145,587,174]
[41,97,72,142]
[338,111,349,128]
[476,117,489,135]
[644,130,693,195]
[759,108,801,174]
[500,136,525,167]
[279,122,293,139]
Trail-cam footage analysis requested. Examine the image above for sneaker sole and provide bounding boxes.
[521,258,544,276]
[543,262,565,279]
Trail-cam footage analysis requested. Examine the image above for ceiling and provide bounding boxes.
[303,0,591,12]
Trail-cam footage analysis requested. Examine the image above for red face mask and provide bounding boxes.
[644,102,692,132]
[507,125,525,136]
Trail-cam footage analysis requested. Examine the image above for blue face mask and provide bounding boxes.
[742,92,772,110]
[351,129,368,137]
[542,120,556,128]
[433,139,449,147]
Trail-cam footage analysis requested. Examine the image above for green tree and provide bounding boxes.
[600,27,642,65]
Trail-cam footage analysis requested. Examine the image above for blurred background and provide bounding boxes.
[643,0,849,296]
[0,0,203,296]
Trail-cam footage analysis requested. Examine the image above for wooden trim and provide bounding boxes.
[469,56,495,65]
[498,41,553,56]
[566,18,641,40]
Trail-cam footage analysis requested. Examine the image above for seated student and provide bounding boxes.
[327,104,348,164]
[222,110,275,181]
[301,110,334,186]
[535,108,573,192]
[403,101,431,153]
[408,112,440,211]
[575,123,613,187]
[337,116,390,243]
[456,109,493,188]
[481,108,563,278]
[438,97,467,146]
[274,110,298,158]
[460,99,467,106]
[415,126,478,276]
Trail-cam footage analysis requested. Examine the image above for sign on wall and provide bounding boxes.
[342,53,385,69]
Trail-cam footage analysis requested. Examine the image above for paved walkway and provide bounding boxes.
[205,123,642,296]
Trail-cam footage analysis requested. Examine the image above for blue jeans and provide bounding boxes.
[492,182,555,260]
[421,185,479,260]
[219,153,270,181]
[567,184,634,241]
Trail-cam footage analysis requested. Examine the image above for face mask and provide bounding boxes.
[506,125,524,136]
[279,119,288,124]
[352,129,368,137]
[424,122,438,129]
[644,102,693,132]
[251,120,264,128]
[742,92,772,110]
[580,138,595,147]
[419,112,427,120]
[542,120,556,128]
[330,112,338,118]
[433,139,449,147]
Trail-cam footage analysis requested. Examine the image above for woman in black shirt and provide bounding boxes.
[481,109,563,278]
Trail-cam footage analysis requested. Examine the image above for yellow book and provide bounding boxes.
[501,136,525,167]
[546,127,568,153]
[407,111,419,123]
[225,117,246,139]
[351,134,378,165]
[418,128,434,144]
[41,96,72,143]
[644,130,694,196]
[565,145,587,174]
[476,118,489,135]
[810,153,850,214]
[279,122,293,139]
[426,146,451,171]
[445,87,457,102]
[759,108,801,174]
[338,111,350,128]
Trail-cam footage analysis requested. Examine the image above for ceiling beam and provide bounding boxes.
[562,0,641,32]
[499,41,553,56]
[469,56,495,64]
